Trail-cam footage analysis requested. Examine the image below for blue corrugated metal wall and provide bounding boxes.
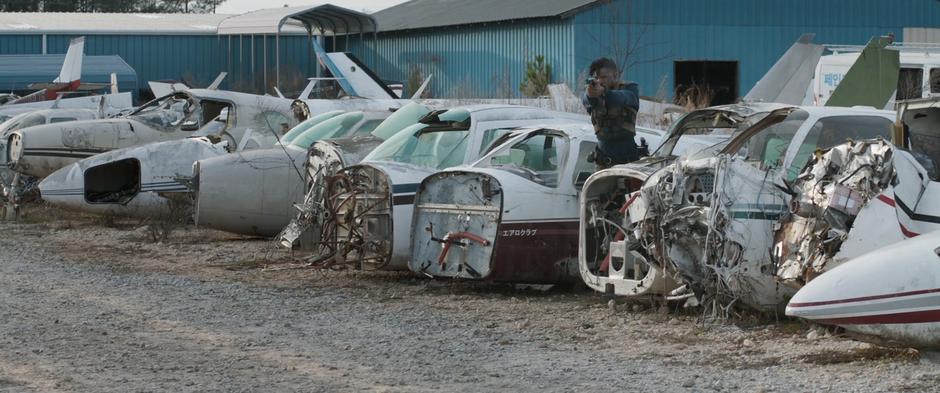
[572,0,940,100]
[0,35,42,54]
[357,0,940,100]
[351,18,576,98]
[0,33,317,102]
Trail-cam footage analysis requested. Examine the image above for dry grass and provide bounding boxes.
[674,82,715,112]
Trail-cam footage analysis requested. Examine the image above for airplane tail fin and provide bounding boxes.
[744,33,823,105]
[309,38,396,99]
[53,36,86,84]
[825,35,899,108]
[410,75,432,100]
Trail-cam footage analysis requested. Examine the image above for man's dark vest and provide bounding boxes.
[590,81,638,142]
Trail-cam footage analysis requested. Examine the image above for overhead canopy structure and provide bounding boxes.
[216,3,379,94]
[217,4,377,36]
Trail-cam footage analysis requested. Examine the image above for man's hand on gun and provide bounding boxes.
[586,77,605,98]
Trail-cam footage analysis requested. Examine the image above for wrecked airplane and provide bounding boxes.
[275,102,435,248]
[193,107,418,237]
[578,102,791,299]
[409,123,659,283]
[6,89,296,179]
[0,108,105,218]
[782,97,940,347]
[609,106,896,313]
[578,34,906,313]
[288,105,592,269]
[774,98,940,287]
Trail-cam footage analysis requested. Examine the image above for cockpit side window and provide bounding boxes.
[487,133,569,188]
[200,100,230,125]
[479,128,517,154]
[18,113,45,129]
[260,110,292,136]
[731,110,808,171]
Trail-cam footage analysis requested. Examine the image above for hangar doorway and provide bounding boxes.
[674,60,738,106]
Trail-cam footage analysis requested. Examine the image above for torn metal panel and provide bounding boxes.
[322,164,396,270]
[774,139,898,287]
[278,136,384,250]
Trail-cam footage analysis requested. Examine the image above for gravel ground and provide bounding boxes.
[1,207,939,392]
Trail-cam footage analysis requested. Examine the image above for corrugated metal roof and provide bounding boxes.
[0,54,137,90]
[0,12,230,35]
[217,4,377,35]
[372,0,600,32]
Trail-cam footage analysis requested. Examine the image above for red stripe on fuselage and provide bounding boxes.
[877,194,895,206]
[875,194,920,238]
[817,308,940,325]
[789,287,940,308]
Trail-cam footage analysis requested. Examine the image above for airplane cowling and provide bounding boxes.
[194,147,306,237]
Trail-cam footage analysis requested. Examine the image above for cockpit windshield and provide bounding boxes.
[129,94,195,129]
[364,124,472,169]
[655,108,770,158]
[364,108,473,169]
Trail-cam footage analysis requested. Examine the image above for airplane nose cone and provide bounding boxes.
[787,232,940,323]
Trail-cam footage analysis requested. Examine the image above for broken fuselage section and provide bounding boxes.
[628,105,898,313]
[277,102,437,249]
[579,103,785,299]
[6,89,277,179]
[411,124,632,283]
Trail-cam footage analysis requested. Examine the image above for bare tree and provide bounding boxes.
[582,0,673,75]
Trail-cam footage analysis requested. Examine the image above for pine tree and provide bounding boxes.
[519,55,552,98]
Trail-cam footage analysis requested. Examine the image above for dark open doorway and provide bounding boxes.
[674,60,739,106]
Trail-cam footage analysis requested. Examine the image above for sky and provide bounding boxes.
[216,0,410,14]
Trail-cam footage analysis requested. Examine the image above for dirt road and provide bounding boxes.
[0,212,937,392]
